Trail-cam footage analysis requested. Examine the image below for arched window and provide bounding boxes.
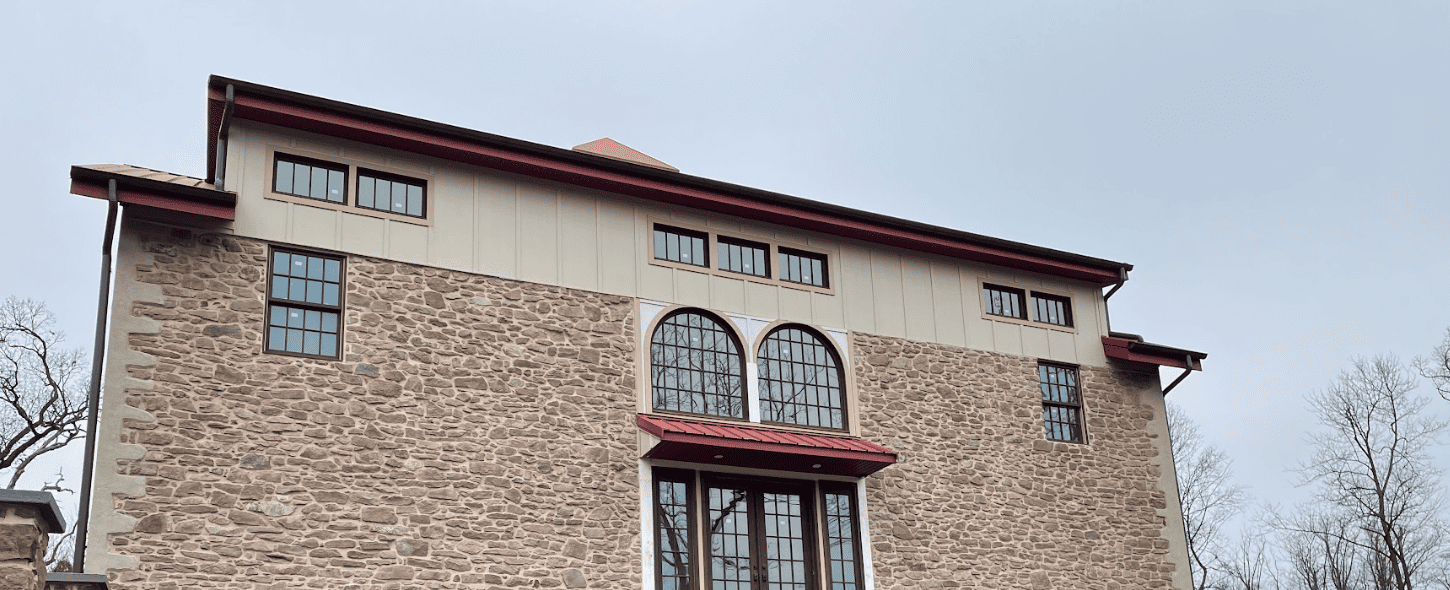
[757,325,846,430]
[650,310,746,419]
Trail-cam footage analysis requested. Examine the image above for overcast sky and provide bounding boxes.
[2,1,1447,531]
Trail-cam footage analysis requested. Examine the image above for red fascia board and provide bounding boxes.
[209,89,1123,285]
[71,180,236,221]
[1102,337,1202,370]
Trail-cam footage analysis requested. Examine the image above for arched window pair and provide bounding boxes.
[649,309,846,430]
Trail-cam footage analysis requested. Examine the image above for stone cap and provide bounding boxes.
[45,572,109,589]
[0,490,65,533]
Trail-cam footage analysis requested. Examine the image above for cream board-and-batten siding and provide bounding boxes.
[226,120,1111,367]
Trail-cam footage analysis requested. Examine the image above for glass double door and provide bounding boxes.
[706,481,814,590]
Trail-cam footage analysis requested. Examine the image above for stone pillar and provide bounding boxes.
[0,490,65,590]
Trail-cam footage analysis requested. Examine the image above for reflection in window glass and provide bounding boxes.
[758,326,846,429]
[650,311,744,418]
[983,284,1026,319]
[1039,363,1084,443]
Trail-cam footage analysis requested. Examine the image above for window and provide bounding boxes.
[273,154,347,204]
[718,236,769,278]
[1032,292,1073,327]
[758,326,846,430]
[982,283,1026,320]
[655,225,710,267]
[1039,363,1084,443]
[778,248,827,288]
[357,169,426,218]
[651,471,864,590]
[651,310,745,419]
[266,249,343,359]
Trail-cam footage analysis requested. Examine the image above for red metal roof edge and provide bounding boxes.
[205,76,1131,286]
[1101,336,1205,371]
[70,179,236,221]
[637,414,897,458]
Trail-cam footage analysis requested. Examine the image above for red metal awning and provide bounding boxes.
[637,414,897,478]
[1101,336,1206,370]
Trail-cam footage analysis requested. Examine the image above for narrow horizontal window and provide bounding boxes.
[357,169,427,218]
[1032,292,1073,327]
[717,236,769,278]
[273,154,347,204]
[983,284,1026,319]
[778,248,828,288]
[654,225,709,268]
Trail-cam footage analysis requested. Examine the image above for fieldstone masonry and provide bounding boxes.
[102,228,640,589]
[853,334,1177,589]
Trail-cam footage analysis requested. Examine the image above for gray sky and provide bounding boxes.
[2,1,1447,529]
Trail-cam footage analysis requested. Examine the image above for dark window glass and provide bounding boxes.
[758,326,846,430]
[708,486,753,590]
[654,225,709,267]
[1032,292,1073,327]
[266,250,343,359]
[717,236,769,278]
[1039,364,1084,443]
[823,487,862,590]
[983,284,1026,319]
[356,170,427,218]
[656,474,694,590]
[651,311,744,419]
[778,248,827,288]
[273,154,347,204]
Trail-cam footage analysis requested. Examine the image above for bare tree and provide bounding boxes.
[0,298,88,489]
[1414,328,1450,402]
[1218,531,1280,590]
[1280,509,1361,590]
[1169,402,1247,590]
[1286,356,1449,590]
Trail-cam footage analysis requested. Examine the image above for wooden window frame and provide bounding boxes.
[653,224,712,268]
[655,467,699,590]
[263,145,435,227]
[777,247,830,289]
[356,167,428,219]
[717,235,771,279]
[976,278,1079,334]
[263,246,346,361]
[645,218,837,296]
[272,152,349,204]
[1031,291,1073,328]
[981,282,1027,320]
[1038,362,1087,444]
[819,481,866,590]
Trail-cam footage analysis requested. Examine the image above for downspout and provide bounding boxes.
[1160,355,1197,396]
[1101,267,1127,331]
[213,84,235,190]
[73,180,120,571]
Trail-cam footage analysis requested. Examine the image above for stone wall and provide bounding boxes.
[853,333,1179,590]
[101,227,640,589]
[0,504,50,590]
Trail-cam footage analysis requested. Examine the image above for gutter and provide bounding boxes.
[73,179,119,571]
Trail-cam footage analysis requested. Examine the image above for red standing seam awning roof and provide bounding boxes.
[637,414,897,478]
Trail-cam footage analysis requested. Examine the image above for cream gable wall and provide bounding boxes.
[225,121,1110,367]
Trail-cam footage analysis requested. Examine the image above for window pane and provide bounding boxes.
[292,164,310,196]
[323,283,339,306]
[303,331,320,355]
[306,280,323,304]
[407,185,423,217]
[358,177,374,208]
[275,161,293,194]
[285,329,304,353]
[328,169,345,203]
[269,306,287,327]
[324,259,341,283]
[268,327,287,351]
[309,166,328,200]
[654,230,667,260]
[321,312,338,333]
[289,278,306,301]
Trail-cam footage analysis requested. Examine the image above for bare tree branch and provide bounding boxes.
[1169,403,1247,590]
[0,297,88,489]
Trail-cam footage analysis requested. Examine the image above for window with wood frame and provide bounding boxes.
[778,247,828,288]
[650,310,746,419]
[757,325,846,430]
[654,225,710,268]
[1031,292,1073,327]
[717,236,770,278]
[651,470,865,590]
[357,169,427,218]
[273,153,348,204]
[1038,363,1085,443]
[982,283,1027,320]
[265,249,343,359]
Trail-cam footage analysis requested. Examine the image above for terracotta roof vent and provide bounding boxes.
[572,137,678,172]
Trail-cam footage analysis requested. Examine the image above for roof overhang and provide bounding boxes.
[1102,336,1206,371]
[206,75,1131,286]
[70,165,236,221]
[637,414,897,478]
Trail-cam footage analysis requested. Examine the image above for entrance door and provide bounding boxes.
[706,480,815,590]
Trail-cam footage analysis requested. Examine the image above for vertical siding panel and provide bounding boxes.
[558,190,599,291]
[811,292,845,329]
[340,215,385,258]
[839,245,875,334]
[991,321,1024,357]
[929,263,966,347]
[1047,330,1079,364]
[429,170,474,270]
[744,282,779,318]
[962,268,994,351]
[1021,326,1051,359]
[778,287,812,324]
[476,174,517,279]
[870,251,906,338]
[291,206,338,251]
[710,276,746,314]
[674,270,711,308]
[596,198,637,297]
[1077,287,1109,365]
[388,222,429,266]
[901,257,935,343]
[517,183,558,285]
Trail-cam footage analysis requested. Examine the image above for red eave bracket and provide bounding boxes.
[70,180,236,221]
[1101,337,1202,370]
[637,414,897,478]
[208,87,1123,286]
